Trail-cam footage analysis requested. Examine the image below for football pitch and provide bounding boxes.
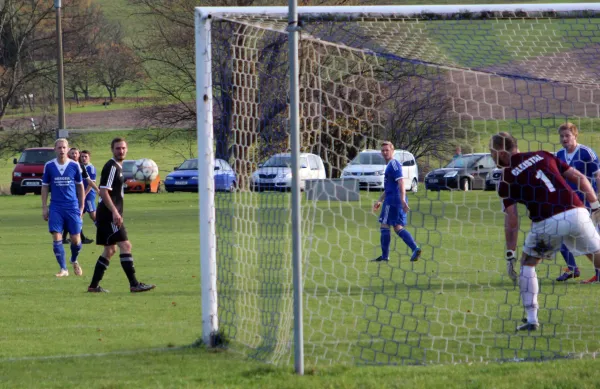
[1,189,600,388]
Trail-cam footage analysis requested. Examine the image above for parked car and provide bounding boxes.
[122,159,161,193]
[251,153,326,191]
[424,153,497,191]
[11,147,55,195]
[340,149,419,192]
[485,168,502,191]
[164,158,237,193]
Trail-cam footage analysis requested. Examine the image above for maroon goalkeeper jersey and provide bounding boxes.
[497,150,583,222]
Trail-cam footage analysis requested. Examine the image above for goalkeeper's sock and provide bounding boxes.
[52,240,67,270]
[596,268,600,281]
[519,265,539,324]
[396,228,418,251]
[559,245,578,271]
[380,228,391,260]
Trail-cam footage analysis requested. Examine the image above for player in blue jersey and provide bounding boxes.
[41,139,85,277]
[554,122,600,283]
[371,141,421,263]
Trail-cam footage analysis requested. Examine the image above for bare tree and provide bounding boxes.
[0,115,56,158]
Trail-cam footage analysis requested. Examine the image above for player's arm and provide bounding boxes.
[563,168,600,207]
[397,176,409,212]
[85,177,99,194]
[41,185,49,221]
[77,183,85,215]
[503,202,519,281]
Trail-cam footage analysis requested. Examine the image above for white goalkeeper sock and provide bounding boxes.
[519,265,539,324]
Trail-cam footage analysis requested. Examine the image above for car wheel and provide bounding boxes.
[460,177,470,191]
[229,181,237,192]
[10,186,24,195]
[410,178,418,193]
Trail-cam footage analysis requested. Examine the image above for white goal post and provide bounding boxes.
[196,3,600,370]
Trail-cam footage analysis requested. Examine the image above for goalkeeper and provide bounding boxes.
[490,132,600,331]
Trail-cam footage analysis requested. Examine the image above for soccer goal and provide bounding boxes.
[195,4,600,368]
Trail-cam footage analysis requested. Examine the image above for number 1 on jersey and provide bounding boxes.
[536,170,556,192]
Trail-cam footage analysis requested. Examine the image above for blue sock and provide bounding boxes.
[596,268,600,280]
[70,242,82,264]
[560,245,578,271]
[380,228,391,259]
[52,241,67,270]
[396,229,418,251]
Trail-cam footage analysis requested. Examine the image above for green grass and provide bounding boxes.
[2,182,600,387]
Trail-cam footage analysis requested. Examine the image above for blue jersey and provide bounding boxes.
[383,159,403,204]
[42,159,83,210]
[83,163,97,194]
[556,145,600,203]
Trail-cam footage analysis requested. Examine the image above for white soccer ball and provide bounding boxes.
[132,158,159,181]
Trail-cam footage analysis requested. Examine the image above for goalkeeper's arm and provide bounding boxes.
[504,203,519,281]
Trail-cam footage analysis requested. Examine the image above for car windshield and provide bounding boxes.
[262,156,308,168]
[17,150,55,164]
[122,161,135,179]
[444,155,482,169]
[178,159,198,170]
[349,153,386,165]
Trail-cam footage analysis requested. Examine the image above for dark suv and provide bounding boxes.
[424,153,497,191]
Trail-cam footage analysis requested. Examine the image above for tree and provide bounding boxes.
[0,115,56,158]
[94,40,143,101]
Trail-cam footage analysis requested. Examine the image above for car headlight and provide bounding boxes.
[192,176,198,180]
[165,176,173,181]
[375,170,385,176]
[342,171,349,177]
[13,172,21,177]
[444,171,458,178]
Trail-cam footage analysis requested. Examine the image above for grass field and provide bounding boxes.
[2,185,600,388]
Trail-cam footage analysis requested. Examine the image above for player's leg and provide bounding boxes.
[373,202,391,262]
[116,238,156,292]
[562,208,600,284]
[556,244,580,281]
[516,253,542,331]
[88,244,116,293]
[65,209,84,276]
[391,199,420,261]
[48,209,68,277]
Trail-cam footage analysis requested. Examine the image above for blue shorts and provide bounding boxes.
[49,207,82,235]
[378,201,407,227]
[84,193,97,213]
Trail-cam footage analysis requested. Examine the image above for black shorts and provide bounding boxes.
[96,221,128,246]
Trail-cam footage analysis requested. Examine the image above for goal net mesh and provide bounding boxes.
[207,8,600,365]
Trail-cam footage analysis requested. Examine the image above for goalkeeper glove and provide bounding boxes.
[591,201,600,226]
[505,250,518,282]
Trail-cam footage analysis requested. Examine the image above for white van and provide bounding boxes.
[341,149,419,192]
[251,153,326,191]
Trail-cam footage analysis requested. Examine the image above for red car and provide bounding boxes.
[11,147,55,195]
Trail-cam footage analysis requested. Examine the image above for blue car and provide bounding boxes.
[164,158,237,193]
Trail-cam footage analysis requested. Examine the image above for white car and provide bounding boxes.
[341,149,419,192]
[251,153,326,191]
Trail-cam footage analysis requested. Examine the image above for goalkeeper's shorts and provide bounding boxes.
[523,207,600,258]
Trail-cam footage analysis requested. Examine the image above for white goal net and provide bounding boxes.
[196,5,600,366]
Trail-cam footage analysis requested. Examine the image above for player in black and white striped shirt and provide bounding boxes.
[88,137,155,293]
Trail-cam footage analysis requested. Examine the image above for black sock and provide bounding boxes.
[120,253,139,287]
[80,230,86,241]
[89,256,110,288]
